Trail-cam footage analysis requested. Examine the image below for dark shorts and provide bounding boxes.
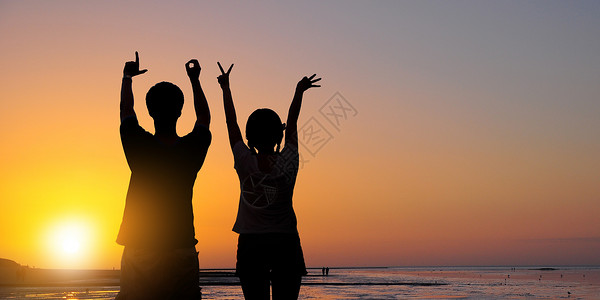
[116,247,201,300]
[236,233,307,278]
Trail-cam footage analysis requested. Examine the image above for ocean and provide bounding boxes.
[1,266,599,299]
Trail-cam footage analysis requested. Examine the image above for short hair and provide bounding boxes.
[246,108,284,153]
[145,82,184,121]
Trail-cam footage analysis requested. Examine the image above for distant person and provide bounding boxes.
[326,267,329,276]
[322,267,326,276]
[116,52,211,300]
[217,62,320,300]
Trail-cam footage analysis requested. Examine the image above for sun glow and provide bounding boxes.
[46,219,94,267]
[61,235,81,254]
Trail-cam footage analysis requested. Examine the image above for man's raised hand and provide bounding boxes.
[217,62,234,89]
[186,59,201,80]
[296,74,321,93]
[123,51,148,78]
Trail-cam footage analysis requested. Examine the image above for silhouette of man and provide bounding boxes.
[116,52,211,300]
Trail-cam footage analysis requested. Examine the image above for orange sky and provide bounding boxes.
[1,1,599,269]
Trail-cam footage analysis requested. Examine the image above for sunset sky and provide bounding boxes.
[1,1,599,270]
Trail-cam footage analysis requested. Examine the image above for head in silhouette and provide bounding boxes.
[146,82,184,129]
[246,108,285,154]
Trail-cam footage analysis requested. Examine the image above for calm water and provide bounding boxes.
[1,266,599,299]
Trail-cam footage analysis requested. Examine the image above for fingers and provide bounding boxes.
[217,62,225,75]
[139,69,148,75]
[218,62,234,75]
[135,51,139,64]
[300,74,321,89]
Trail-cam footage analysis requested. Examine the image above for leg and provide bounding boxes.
[271,273,302,300]
[270,233,305,300]
[169,248,201,300]
[237,235,270,300]
[117,247,161,300]
[239,272,270,300]
[116,248,128,300]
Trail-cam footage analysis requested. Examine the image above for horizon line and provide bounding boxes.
[9,264,600,271]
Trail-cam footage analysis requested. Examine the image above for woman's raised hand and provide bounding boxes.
[296,74,321,92]
[217,62,234,89]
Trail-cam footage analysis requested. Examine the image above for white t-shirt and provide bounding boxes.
[232,141,300,234]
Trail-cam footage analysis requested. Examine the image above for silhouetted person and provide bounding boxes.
[217,62,320,300]
[116,52,211,300]
[322,267,326,276]
[326,267,329,276]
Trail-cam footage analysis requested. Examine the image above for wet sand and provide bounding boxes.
[1,266,599,299]
[392,267,600,286]
[0,267,121,287]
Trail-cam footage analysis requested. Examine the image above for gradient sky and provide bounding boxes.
[1,1,599,269]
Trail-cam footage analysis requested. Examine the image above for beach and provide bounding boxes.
[1,266,599,299]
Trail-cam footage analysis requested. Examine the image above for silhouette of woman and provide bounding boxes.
[217,62,320,300]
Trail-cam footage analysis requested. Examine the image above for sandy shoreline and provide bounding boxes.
[2,264,599,287]
[1,266,599,299]
[0,269,445,288]
[389,267,600,286]
[0,268,120,287]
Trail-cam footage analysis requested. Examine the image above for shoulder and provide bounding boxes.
[233,141,254,169]
[120,116,148,138]
[192,122,212,138]
[182,122,212,145]
[276,144,300,176]
[120,115,139,129]
[281,142,299,155]
[233,140,250,157]
[192,122,211,136]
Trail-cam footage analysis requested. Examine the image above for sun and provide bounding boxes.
[43,217,99,269]
[49,220,91,260]
[61,236,81,254]
[55,226,85,255]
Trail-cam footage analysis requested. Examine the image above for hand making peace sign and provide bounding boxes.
[217,61,234,89]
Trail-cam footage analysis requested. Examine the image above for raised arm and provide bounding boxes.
[217,62,243,149]
[120,51,148,121]
[285,74,321,146]
[186,59,210,128]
